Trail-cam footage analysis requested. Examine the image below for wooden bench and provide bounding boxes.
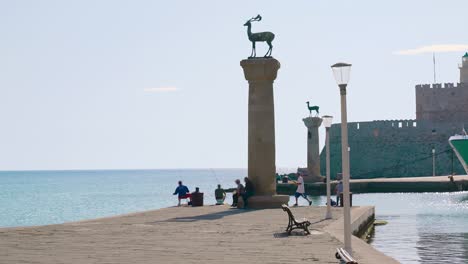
[281,204,311,235]
[335,248,358,264]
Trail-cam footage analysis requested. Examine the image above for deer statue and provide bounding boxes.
[244,15,275,58]
[306,102,319,116]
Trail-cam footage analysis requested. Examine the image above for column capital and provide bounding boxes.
[302,116,323,129]
[240,58,280,81]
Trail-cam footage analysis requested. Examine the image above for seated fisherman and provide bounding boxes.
[231,179,244,207]
[173,180,191,206]
[242,177,255,208]
[215,184,226,205]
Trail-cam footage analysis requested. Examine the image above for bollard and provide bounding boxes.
[191,187,204,207]
[339,192,353,207]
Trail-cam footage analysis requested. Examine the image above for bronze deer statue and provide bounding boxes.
[306,102,319,116]
[244,15,275,58]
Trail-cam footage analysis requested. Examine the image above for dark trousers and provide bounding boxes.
[232,193,239,206]
[242,192,253,207]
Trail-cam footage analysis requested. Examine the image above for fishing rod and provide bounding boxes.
[210,168,221,184]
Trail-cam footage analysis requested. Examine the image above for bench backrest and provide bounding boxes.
[281,204,297,222]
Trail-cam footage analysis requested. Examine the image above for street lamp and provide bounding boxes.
[322,115,333,220]
[331,62,352,254]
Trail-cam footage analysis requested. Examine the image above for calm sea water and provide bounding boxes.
[1,169,468,263]
[0,169,251,227]
[354,192,468,264]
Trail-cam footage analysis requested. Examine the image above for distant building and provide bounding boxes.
[320,53,468,178]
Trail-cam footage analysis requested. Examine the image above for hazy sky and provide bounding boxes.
[1,1,468,170]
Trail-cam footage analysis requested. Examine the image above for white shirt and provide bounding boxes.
[296,176,305,193]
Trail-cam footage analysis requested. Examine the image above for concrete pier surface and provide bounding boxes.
[0,205,397,264]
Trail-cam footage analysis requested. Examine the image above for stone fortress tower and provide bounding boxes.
[416,53,468,123]
[320,53,468,179]
[459,52,468,83]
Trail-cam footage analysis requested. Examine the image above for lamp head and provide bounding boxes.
[331,62,352,86]
[322,115,333,128]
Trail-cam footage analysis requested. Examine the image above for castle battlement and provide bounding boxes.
[415,82,464,89]
[332,119,418,132]
[372,119,417,127]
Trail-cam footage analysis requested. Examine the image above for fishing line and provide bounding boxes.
[210,168,221,184]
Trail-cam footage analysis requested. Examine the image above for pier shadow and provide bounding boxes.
[273,228,323,238]
[309,218,328,225]
[150,208,253,223]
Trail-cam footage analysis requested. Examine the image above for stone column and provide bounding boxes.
[303,116,325,182]
[240,58,289,208]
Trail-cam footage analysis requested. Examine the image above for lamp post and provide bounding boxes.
[331,62,352,254]
[322,115,333,219]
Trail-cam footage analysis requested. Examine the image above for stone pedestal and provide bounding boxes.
[303,116,325,183]
[240,58,289,208]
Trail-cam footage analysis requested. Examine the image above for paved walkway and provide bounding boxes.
[0,205,398,264]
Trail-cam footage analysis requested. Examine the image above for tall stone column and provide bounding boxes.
[240,58,289,208]
[303,116,325,182]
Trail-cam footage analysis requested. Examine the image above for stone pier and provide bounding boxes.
[303,116,325,182]
[0,205,399,264]
[240,58,289,208]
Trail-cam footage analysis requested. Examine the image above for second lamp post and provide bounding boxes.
[331,62,352,254]
[322,115,333,219]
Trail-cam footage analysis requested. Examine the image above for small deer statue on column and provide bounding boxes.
[244,15,275,58]
[306,102,320,117]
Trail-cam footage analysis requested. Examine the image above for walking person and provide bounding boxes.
[293,174,312,206]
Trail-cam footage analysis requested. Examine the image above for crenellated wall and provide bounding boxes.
[320,120,467,179]
[416,82,468,122]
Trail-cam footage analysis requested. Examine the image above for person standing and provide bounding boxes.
[242,177,255,208]
[294,174,312,206]
[335,180,343,207]
[173,181,191,206]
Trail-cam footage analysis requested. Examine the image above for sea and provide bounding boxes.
[1,169,468,264]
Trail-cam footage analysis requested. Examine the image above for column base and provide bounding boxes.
[238,195,289,209]
[303,175,325,183]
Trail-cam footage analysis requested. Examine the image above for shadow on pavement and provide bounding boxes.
[149,208,253,223]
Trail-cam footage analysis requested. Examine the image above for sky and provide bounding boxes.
[1,0,468,170]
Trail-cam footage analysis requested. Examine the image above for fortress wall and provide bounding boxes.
[320,120,467,179]
[416,83,468,122]
[319,62,468,179]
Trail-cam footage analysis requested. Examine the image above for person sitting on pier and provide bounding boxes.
[173,181,191,206]
[293,173,312,206]
[215,184,226,205]
[242,177,255,208]
[231,179,244,207]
